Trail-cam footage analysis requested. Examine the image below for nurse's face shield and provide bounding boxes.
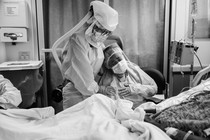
[92,23,112,36]
[91,22,112,43]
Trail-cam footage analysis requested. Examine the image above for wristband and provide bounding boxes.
[183,130,193,140]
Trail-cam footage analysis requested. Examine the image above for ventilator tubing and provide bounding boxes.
[50,11,92,77]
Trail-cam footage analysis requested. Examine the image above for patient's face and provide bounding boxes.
[105,49,127,74]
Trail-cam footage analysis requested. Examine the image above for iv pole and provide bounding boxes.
[189,0,197,87]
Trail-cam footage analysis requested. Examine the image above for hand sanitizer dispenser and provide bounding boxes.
[0,0,28,42]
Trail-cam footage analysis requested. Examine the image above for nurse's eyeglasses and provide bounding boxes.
[92,24,112,36]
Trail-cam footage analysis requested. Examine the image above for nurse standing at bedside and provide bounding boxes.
[61,1,118,109]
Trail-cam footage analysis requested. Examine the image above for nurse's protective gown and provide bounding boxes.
[61,24,104,109]
[59,1,118,109]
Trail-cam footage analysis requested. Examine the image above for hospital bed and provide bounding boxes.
[0,66,209,140]
[143,65,210,140]
[39,2,209,139]
[0,17,210,140]
[42,27,210,139]
[0,93,173,140]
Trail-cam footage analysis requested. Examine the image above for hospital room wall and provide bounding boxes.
[0,0,39,63]
[171,0,210,66]
[168,0,210,96]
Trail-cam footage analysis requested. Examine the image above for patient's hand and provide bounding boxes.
[118,86,131,97]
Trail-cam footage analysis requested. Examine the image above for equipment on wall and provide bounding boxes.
[170,41,198,66]
[0,1,29,44]
[170,0,199,87]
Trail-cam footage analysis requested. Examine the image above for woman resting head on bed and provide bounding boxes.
[97,43,157,108]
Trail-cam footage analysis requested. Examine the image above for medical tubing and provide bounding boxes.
[51,11,92,75]
[192,65,210,87]
[193,51,203,69]
[165,127,207,140]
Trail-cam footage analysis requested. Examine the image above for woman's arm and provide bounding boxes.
[125,63,158,97]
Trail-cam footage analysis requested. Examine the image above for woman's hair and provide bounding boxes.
[104,43,124,69]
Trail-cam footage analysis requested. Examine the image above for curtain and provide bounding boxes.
[43,0,165,104]
[112,0,165,70]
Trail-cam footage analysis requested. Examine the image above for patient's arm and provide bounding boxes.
[0,75,22,109]
[191,65,210,87]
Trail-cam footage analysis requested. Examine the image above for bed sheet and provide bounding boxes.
[140,78,210,112]
[0,94,171,140]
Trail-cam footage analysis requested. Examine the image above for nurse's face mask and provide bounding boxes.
[91,22,112,43]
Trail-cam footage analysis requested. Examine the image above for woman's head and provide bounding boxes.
[86,1,118,43]
[104,43,128,74]
[90,1,118,31]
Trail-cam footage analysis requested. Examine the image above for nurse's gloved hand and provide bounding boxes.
[98,86,117,96]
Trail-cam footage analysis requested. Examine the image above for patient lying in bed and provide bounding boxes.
[142,77,210,139]
[0,77,209,140]
[0,94,171,140]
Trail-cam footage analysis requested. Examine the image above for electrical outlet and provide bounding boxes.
[19,51,30,60]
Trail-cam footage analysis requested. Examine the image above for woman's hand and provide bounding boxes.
[118,84,131,97]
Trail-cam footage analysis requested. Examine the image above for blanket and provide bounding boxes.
[0,94,171,140]
[151,91,210,138]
